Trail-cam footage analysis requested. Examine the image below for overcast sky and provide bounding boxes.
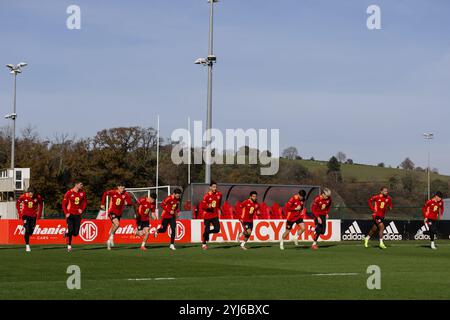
[0,0,449,174]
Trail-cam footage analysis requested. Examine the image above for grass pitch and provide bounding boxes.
[0,241,449,300]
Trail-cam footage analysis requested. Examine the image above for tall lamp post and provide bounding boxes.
[423,133,434,200]
[195,0,218,184]
[5,62,27,172]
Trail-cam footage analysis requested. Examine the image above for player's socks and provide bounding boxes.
[280,239,284,250]
[67,245,72,252]
[294,234,299,246]
[169,244,176,250]
[141,241,146,247]
[109,234,115,246]
[140,245,147,251]
[25,245,31,252]
[202,244,208,250]
[106,239,112,250]
[431,241,436,250]
[364,236,369,248]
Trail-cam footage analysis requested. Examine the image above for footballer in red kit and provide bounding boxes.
[238,191,260,250]
[16,187,43,252]
[155,188,182,250]
[310,188,332,250]
[62,181,87,252]
[101,182,134,250]
[364,187,393,249]
[135,192,158,250]
[420,191,444,249]
[280,189,307,250]
[200,181,223,250]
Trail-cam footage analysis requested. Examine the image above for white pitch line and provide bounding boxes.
[127,278,175,281]
[311,273,359,276]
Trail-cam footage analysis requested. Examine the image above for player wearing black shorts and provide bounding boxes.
[420,191,444,250]
[200,181,223,250]
[280,190,307,250]
[364,187,393,249]
[135,193,157,250]
[155,189,182,250]
[310,188,332,250]
[238,191,260,250]
[62,182,87,252]
[16,187,43,252]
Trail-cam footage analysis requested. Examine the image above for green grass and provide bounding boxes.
[1,241,449,300]
[297,159,450,183]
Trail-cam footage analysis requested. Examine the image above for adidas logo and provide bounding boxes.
[383,221,402,240]
[414,224,430,240]
[343,221,365,240]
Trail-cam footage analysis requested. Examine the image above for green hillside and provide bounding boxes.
[296,159,450,183]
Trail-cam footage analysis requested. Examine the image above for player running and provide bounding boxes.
[280,189,306,250]
[155,188,182,250]
[101,183,134,250]
[16,187,43,252]
[419,191,444,250]
[62,181,87,252]
[135,192,158,250]
[201,181,223,250]
[364,186,393,249]
[238,191,260,250]
[310,188,332,250]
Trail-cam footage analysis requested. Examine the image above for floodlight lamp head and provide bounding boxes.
[194,58,207,65]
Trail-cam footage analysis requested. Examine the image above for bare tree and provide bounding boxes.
[282,147,299,160]
[400,158,415,170]
[336,151,346,163]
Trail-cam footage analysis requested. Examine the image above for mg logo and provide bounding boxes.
[167,221,185,240]
[79,221,98,242]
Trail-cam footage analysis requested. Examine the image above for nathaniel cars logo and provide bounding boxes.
[79,221,98,242]
[342,221,364,240]
[167,221,185,240]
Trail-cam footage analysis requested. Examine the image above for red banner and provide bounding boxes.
[0,219,191,245]
[190,219,341,242]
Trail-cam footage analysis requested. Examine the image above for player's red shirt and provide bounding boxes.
[368,194,392,218]
[200,191,223,220]
[240,198,260,223]
[16,193,43,219]
[101,189,133,216]
[136,197,156,222]
[62,189,87,216]
[285,195,305,222]
[311,195,332,217]
[422,199,444,221]
[161,195,180,219]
